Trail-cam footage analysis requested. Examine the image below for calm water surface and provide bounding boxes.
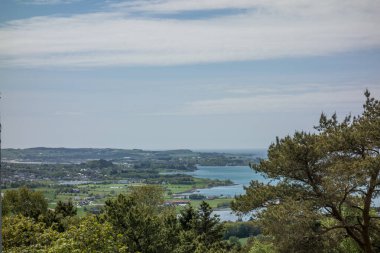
[162,165,269,197]
[186,165,270,197]
[167,165,380,220]
[188,166,264,221]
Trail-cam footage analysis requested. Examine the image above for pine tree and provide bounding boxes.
[233,91,380,253]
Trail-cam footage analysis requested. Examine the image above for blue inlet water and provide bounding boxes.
[188,166,265,221]
[172,166,380,206]
[168,165,379,221]
[168,165,271,197]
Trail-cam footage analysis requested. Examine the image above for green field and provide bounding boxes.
[7,180,234,217]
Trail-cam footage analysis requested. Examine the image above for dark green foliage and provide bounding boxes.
[43,199,78,232]
[179,205,197,231]
[189,194,206,200]
[175,202,232,253]
[55,199,77,217]
[196,201,224,244]
[2,187,48,220]
[223,222,260,239]
[179,201,224,243]
[84,159,114,168]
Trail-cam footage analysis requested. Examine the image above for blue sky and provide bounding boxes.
[0,0,380,150]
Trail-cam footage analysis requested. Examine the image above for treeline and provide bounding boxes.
[2,160,232,186]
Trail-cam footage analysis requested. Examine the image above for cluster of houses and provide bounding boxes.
[73,195,103,207]
[164,200,190,207]
[171,193,218,200]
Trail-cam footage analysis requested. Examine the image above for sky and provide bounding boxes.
[0,0,380,150]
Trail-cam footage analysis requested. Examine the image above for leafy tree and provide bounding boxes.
[43,199,78,232]
[179,204,197,231]
[2,215,59,253]
[128,184,165,209]
[227,236,242,251]
[176,202,230,253]
[104,185,179,253]
[2,187,48,220]
[196,201,225,245]
[248,238,276,253]
[223,222,260,239]
[46,215,127,253]
[232,91,380,253]
[54,199,77,217]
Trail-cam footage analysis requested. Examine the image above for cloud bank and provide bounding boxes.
[157,84,380,116]
[16,0,79,5]
[1,0,380,67]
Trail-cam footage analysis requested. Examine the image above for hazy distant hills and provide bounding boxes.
[2,147,262,165]
[2,147,193,163]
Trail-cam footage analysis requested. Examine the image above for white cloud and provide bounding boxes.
[163,84,380,116]
[0,0,379,67]
[110,0,379,15]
